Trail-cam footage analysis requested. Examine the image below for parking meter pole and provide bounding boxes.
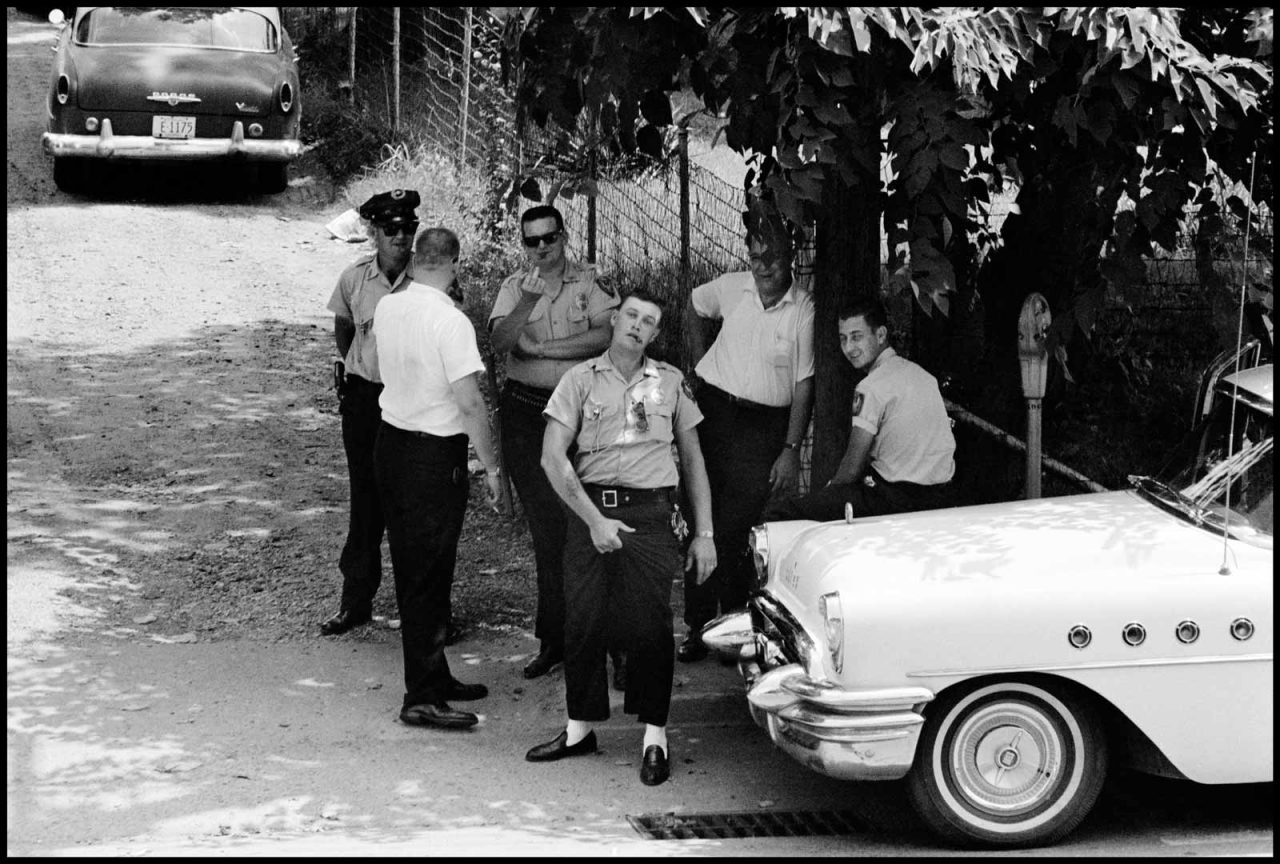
[1018,293,1051,499]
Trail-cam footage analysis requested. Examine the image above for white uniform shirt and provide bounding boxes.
[691,271,815,406]
[852,347,955,485]
[374,281,486,436]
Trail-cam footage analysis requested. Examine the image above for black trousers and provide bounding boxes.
[762,470,955,522]
[500,381,568,653]
[337,375,385,616]
[373,422,469,708]
[684,385,790,632]
[563,487,679,727]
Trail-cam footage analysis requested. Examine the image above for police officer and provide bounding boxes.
[372,227,505,729]
[488,205,620,680]
[764,295,955,521]
[321,189,420,636]
[679,225,815,662]
[524,289,717,786]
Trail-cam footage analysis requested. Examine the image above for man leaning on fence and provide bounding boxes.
[488,205,620,681]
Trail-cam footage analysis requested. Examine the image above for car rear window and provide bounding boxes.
[76,7,278,52]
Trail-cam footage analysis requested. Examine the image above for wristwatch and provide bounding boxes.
[696,530,714,539]
[782,441,801,452]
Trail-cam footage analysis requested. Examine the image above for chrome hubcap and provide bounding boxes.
[951,703,1063,815]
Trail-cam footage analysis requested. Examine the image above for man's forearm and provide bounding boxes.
[543,454,606,529]
[490,293,540,356]
[784,377,815,446]
[537,324,611,360]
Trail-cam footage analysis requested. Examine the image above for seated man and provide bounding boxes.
[763,295,955,522]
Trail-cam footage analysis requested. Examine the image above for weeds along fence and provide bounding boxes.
[283,8,1272,497]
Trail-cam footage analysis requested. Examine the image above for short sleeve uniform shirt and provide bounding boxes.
[691,271,815,406]
[328,253,415,382]
[373,281,486,436]
[489,258,619,390]
[852,348,955,485]
[543,352,703,488]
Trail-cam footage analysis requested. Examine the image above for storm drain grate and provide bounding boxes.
[627,809,866,840]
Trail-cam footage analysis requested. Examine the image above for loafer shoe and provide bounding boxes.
[319,609,371,636]
[399,702,478,730]
[447,679,488,701]
[525,730,598,762]
[676,633,709,663]
[522,647,564,679]
[640,744,670,786]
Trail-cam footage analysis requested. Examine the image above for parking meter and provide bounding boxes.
[1018,294,1051,498]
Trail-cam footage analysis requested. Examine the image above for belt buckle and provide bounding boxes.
[601,489,618,508]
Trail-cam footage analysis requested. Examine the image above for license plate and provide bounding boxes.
[152,115,195,139]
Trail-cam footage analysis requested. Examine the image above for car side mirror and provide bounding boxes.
[48,9,66,26]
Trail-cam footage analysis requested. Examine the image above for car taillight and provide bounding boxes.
[819,592,844,674]
[279,81,294,113]
[56,74,71,105]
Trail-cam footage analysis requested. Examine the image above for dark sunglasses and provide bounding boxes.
[632,399,649,434]
[522,230,561,248]
[378,221,419,237]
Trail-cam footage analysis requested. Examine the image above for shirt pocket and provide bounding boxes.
[579,400,619,451]
[644,398,675,440]
[772,337,794,386]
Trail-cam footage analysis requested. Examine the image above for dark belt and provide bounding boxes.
[704,383,785,413]
[584,484,675,509]
[379,420,465,444]
[346,374,383,391]
[504,379,555,411]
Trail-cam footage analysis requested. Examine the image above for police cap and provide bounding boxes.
[358,189,421,225]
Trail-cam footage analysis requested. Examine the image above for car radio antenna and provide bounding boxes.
[1218,147,1259,576]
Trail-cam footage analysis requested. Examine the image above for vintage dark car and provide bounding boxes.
[705,343,1272,848]
[42,6,302,193]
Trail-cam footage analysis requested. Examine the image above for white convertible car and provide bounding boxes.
[704,350,1272,848]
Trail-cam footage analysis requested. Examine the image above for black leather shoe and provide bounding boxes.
[611,654,627,691]
[525,730,598,762]
[399,702,478,730]
[447,679,488,701]
[319,609,371,636]
[640,744,670,786]
[676,633,709,663]
[522,646,564,679]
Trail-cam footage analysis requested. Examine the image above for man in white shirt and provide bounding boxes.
[679,228,815,661]
[764,295,955,522]
[372,227,505,730]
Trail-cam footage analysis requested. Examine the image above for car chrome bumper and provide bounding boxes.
[703,607,934,782]
[42,120,301,162]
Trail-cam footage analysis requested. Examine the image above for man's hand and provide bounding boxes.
[590,517,635,553]
[685,536,717,585]
[513,331,543,359]
[518,265,546,302]
[769,448,801,494]
[484,471,506,513]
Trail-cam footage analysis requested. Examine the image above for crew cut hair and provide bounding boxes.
[520,205,565,233]
[836,295,889,331]
[414,227,460,268]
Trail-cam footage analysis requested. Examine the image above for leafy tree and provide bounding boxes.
[496,7,1272,485]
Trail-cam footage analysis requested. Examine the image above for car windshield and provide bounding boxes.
[76,7,277,52]
[1146,387,1273,541]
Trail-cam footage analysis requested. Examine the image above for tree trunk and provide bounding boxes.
[811,181,880,487]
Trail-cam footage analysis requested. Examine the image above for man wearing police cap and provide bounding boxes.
[320,189,421,636]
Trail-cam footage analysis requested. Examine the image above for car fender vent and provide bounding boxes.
[627,809,866,840]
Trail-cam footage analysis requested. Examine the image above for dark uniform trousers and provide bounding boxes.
[337,374,386,617]
[762,468,955,523]
[563,486,679,727]
[373,422,469,708]
[500,380,569,653]
[685,384,790,633]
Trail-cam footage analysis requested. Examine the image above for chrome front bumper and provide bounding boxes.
[703,609,934,782]
[42,120,301,162]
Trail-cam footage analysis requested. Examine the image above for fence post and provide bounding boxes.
[347,8,357,105]
[392,8,401,134]
[678,123,691,300]
[460,8,474,166]
[587,147,598,264]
